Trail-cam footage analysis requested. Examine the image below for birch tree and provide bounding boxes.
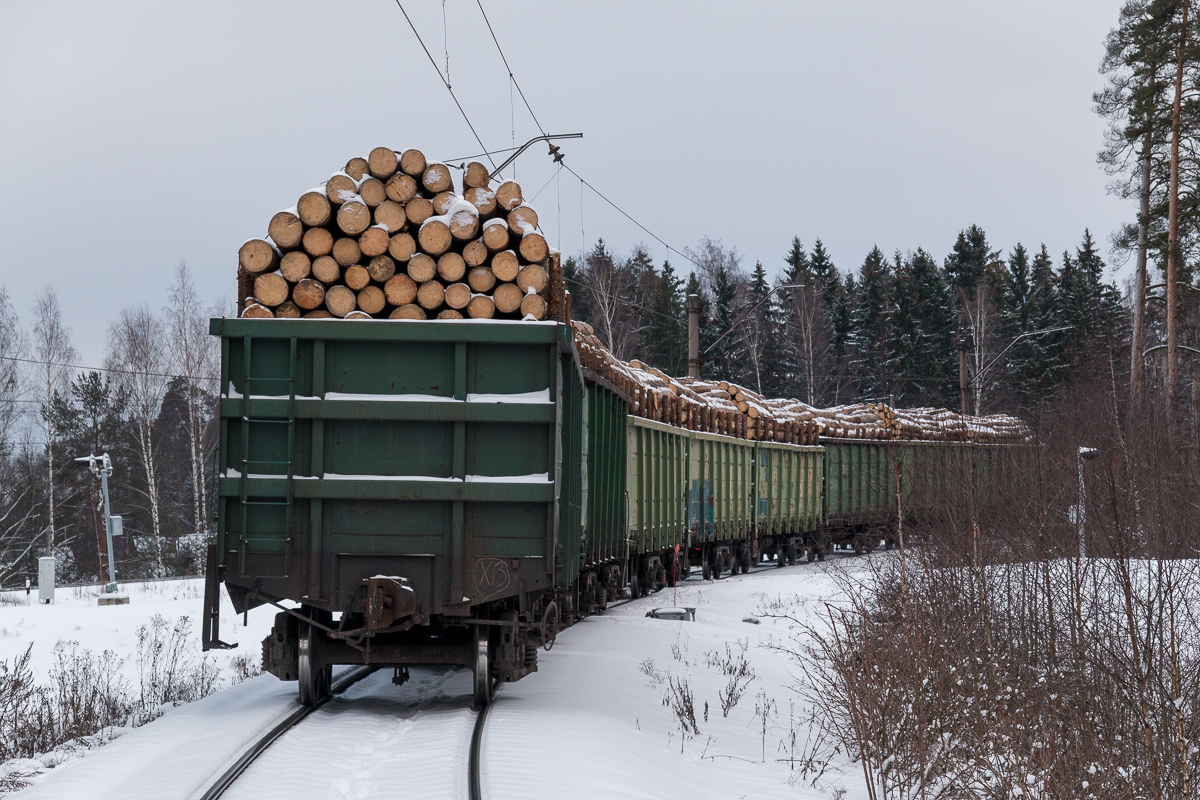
[30,289,76,559]
[165,263,218,541]
[107,305,168,576]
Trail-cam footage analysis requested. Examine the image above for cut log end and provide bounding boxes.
[325,285,357,318]
[445,282,472,309]
[492,250,519,283]
[357,285,386,314]
[407,253,437,283]
[467,266,497,293]
[344,265,370,291]
[325,173,357,205]
[293,279,327,310]
[437,252,466,282]
[298,191,332,227]
[302,227,334,257]
[422,162,453,194]
[358,226,390,258]
[463,239,488,267]
[493,282,523,314]
[388,233,417,262]
[254,272,289,307]
[332,238,361,267]
[390,304,427,320]
[464,161,490,189]
[517,263,548,295]
[467,295,495,319]
[344,157,369,181]
[495,180,523,211]
[312,255,340,285]
[280,251,311,283]
[368,146,399,179]
[358,177,386,207]
[367,254,396,283]
[385,173,418,204]
[239,239,280,275]
[268,211,304,249]
[400,149,426,177]
[384,273,418,307]
[406,197,434,227]
[417,220,452,257]
[416,280,445,310]
[519,232,549,263]
[337,201,372,235]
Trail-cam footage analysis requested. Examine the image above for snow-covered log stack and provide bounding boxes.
[570,322,1031,445]
[236,148,563,322]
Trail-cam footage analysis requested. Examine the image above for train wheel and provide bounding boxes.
[472,624,492,708]
[630,572,641,598]
[297,616,330,708]
[701,557,712,581]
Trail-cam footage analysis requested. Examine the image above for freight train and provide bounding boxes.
[201,317,1019,707]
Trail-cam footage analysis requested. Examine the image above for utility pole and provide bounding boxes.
[956,332,973,416]
[687,294,700,379]
[75,453,128,603]
[1076,447,1100,559]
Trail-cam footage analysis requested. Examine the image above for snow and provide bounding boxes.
[465,389,551,403]
[323,391,457,403]
[482,218,507,229]
[321,473,460,482]
[0,579,267,699]
[464,473,550,483]
[2,557,873,800]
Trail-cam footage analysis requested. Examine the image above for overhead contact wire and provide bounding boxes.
[393,1,497,171]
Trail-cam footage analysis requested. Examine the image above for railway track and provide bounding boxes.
[199,667,490,800]
[607,551,857,609]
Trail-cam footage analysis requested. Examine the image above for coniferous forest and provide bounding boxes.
[564,227,1125,415]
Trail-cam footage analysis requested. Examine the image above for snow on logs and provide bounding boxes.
[237,147,562,322]
[570,321,1031,445]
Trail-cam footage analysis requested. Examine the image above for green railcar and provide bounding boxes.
[203,318,582,707]
[753,441,826,564]
[626,416,690,594]
[578,372,629,612]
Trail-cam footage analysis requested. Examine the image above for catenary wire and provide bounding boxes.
[476,0,548,138]
[393,1,497,171]
[0,354,215,383]
[562,164,702,271]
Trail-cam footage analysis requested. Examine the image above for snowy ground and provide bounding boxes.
[3,557,870,800]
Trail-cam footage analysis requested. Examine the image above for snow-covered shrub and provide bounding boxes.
[134,614,219,719]
[229,652,262,684]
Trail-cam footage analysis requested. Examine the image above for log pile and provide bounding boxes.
[571,321,1031,444]
[236,148,564,322]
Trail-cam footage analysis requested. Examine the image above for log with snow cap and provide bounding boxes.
[236,148,562,322]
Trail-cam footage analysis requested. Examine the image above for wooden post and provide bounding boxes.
[957,333,971,416]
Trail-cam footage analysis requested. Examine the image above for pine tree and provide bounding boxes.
[889,248,957,405]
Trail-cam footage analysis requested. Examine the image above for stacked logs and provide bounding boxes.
[571,321,1031,444]
[236,148,561,322]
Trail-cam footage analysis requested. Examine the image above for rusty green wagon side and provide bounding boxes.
[203,317,582,707]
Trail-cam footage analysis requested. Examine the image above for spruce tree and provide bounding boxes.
[644,260,687,375]
[849,246,894,399]
[708,263,741,383]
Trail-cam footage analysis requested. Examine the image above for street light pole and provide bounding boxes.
[1077,446,1100,559]
[75,453,122,593]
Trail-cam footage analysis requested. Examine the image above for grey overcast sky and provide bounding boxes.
[1,1,1127,366]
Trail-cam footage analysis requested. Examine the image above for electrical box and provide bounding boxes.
[38,556,54,604]
[109,516,123,537]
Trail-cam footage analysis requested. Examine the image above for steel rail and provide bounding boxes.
[468,701,491,800]
[198,666,377,800]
